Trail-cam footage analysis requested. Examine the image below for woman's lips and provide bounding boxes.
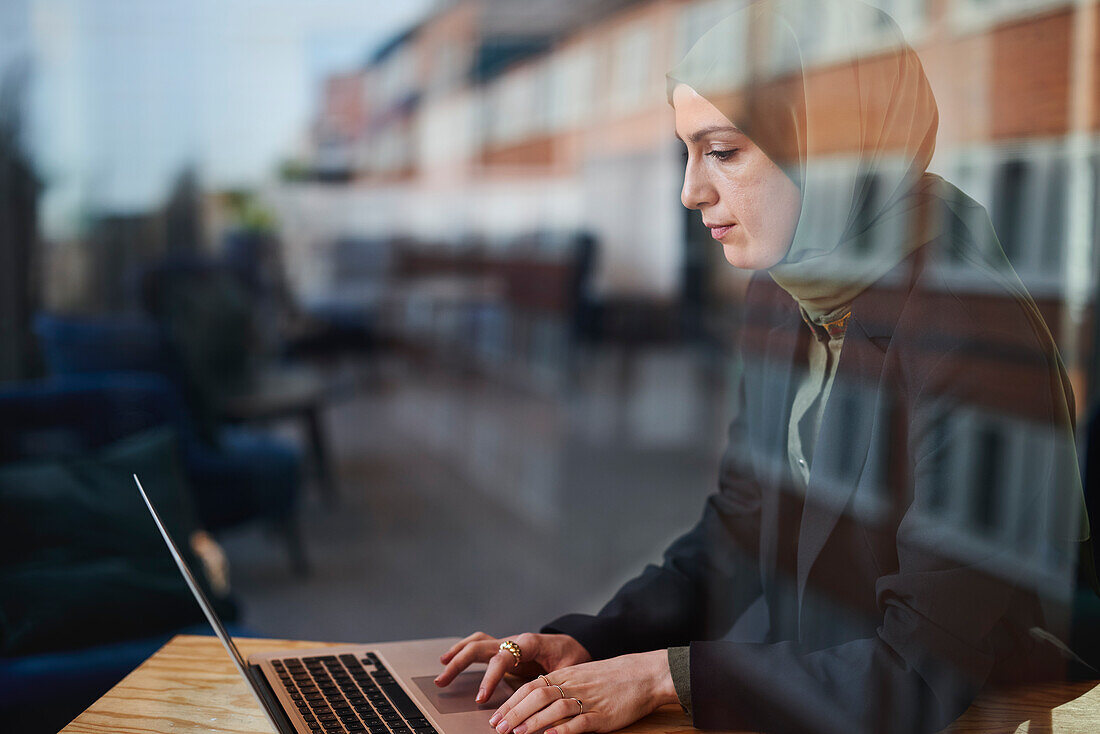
[710,224,735,239]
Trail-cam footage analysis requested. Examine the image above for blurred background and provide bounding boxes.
[2,0,1100,730]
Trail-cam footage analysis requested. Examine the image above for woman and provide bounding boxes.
[435,1,1092,732]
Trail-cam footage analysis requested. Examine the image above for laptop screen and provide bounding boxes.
[133,474,281,730]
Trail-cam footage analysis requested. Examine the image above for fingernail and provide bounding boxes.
[488,713,501,726]
[496,721,510,733]
[476,688,486,703]
[434,677,443,686]
[514,725,527,734]
[546,729,556,734]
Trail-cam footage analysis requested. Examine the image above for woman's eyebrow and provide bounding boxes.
[675,124,743,144]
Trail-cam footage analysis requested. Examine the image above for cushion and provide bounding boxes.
[0,426,235,655]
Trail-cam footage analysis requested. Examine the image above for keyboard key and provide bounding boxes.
[376,682,425,721]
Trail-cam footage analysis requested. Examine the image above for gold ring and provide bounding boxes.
[570,698,583,715]
[499,640,522,667]
[552,684,566,700]
[538,674,551,687]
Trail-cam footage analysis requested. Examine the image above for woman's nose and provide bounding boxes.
[681,160,716,210]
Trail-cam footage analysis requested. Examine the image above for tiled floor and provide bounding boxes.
[219,344,737,646]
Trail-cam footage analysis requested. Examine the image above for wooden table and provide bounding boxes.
[60,635,1100,734]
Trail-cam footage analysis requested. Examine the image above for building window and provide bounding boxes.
[952,0,1068,33]
[674,0,745,89]
[610,21,654,113]
[969,425,1003,536]
[992,158,1027,265]
[547,46,594,130]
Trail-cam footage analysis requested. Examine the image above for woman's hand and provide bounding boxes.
[486,650,678,734]
[435,632,592,703]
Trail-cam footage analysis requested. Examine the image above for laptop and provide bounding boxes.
[134,474,515,734]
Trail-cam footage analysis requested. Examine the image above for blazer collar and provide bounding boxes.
[846,246,924,346]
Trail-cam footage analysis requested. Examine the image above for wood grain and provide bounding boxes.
[59,635,1099,734]
[60,636,345,734]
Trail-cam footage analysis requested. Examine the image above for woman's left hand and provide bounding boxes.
[487,650,679,734]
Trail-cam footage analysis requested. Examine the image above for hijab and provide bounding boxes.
[666,0,939,319]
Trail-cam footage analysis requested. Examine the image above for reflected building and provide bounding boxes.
[297,0,1098,599]
[295,0,1098,694]
[296,0,1098,393]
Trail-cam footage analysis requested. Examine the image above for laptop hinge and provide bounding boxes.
[248,663,299,734]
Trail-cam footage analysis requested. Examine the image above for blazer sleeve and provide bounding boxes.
[685,336,1081,734]
[541,376,765,661]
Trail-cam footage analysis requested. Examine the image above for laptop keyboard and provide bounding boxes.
[273,652,440,734]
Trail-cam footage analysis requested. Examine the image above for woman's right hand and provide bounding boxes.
[434,632,592,704]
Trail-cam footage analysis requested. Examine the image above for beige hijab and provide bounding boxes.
[666,0,939,320]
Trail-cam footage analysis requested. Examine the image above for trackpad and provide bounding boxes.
[411,673,514,714]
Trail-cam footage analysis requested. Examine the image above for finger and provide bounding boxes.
[476,650,516,703]
[488,679,543,727]
[495,685,561,734]
[440,632,491,664]
[435,639,497,686]
[436,640,494,685]
[546,713,596,734]
[510,697,579,734]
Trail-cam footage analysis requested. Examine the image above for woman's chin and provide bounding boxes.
[721,242,783,271]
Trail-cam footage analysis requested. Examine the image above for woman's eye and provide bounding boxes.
[706,148,739,161]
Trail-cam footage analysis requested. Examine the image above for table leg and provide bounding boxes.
[306,405,338,506]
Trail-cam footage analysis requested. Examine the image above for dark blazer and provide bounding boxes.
[542,225,1083,733]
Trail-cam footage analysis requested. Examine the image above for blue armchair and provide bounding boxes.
[0,375,265,732]
[16,320,308,573]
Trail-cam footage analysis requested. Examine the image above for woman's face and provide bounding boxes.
[673,84,802,270]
